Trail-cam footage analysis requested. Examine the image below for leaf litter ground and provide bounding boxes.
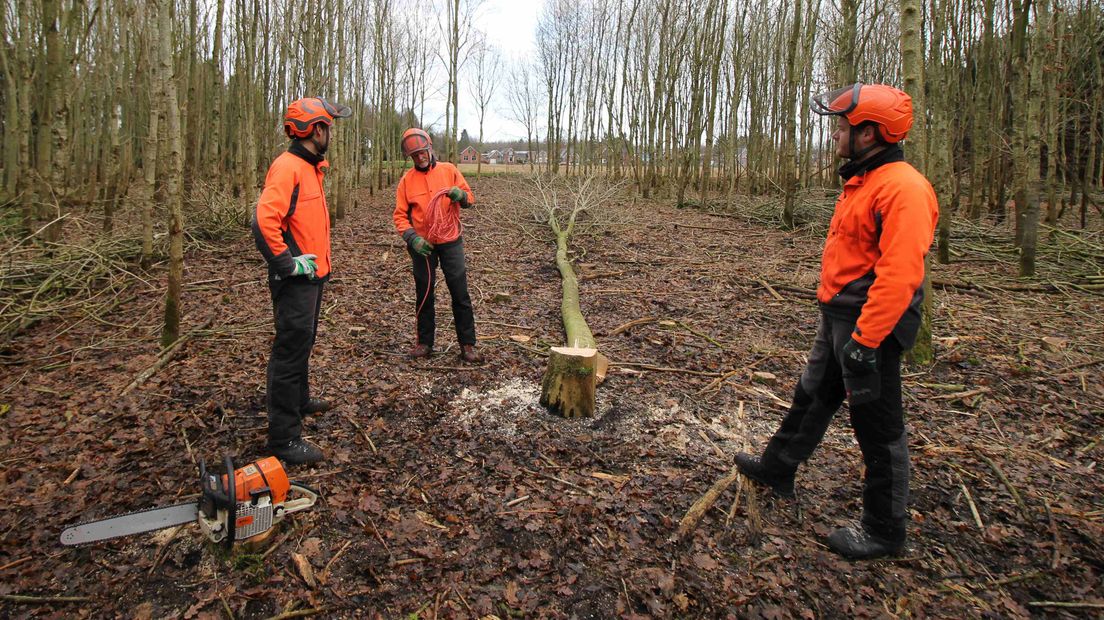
[0,177,1101,618]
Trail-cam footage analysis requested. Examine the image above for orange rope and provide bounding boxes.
[424,189,462,245]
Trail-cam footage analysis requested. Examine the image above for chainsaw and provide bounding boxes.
[60,455,318,547]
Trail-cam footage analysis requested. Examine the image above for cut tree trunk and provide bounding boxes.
[540,346,598,418]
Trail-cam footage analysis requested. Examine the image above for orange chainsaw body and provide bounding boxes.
[223,456,290,505]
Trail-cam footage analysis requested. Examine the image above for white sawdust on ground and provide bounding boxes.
[446,375,786,458]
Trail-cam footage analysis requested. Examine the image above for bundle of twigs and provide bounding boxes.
[0,222,146,343]
[183,180,251,249]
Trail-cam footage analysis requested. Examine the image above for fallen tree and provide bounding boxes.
[524,175,621,417]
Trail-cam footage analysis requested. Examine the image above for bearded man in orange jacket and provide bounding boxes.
[251,97,350,465]
[735,84,939,559]
[393,128,481,363]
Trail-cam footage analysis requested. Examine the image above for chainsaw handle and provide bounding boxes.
[279,482,319,517]
[223,455,236,547]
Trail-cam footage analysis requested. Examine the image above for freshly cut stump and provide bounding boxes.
[540,346,598,418]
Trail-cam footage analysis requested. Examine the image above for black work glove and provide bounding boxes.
[842,337,878,375]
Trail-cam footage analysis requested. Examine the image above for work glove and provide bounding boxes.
[290,254,318,278]
[841,337,878,375]
[447,186,466,204]
[409,234,434,257]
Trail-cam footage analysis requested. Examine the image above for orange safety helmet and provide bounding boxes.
[284,97,352,139]
[810,83,913,143]
[401,128,433,157]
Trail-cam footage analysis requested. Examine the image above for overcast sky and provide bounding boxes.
[420,0,545,143]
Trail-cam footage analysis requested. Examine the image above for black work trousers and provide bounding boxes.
[763,312,909,543]
[266,276,324,446]
[408,236,476,348]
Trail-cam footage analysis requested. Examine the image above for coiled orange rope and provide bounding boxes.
[424,188,462,245]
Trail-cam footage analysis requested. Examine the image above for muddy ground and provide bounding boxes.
[1,175,1102,618]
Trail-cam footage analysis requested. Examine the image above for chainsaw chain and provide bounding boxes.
[61,501,197,546]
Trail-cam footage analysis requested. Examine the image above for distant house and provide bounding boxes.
[501,147,515,164]
[460,146,479,164]
[514,150,530,164]
[484,149,503,164]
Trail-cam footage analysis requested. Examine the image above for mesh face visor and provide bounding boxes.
[318,98,352,119]
[401,133,432,157]
[810,83,863,116]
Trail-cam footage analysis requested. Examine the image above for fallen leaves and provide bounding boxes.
[290,552,317,589]
[0,178,1100,619]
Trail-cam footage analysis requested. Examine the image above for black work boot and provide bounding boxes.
[826,525,904,560]
[302,398,332,416]
[734,452,796,498]
[269,439,324,465]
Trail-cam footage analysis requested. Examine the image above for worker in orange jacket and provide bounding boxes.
[251,97,350,465]
[735,83,939,559]
[393,128,481,363]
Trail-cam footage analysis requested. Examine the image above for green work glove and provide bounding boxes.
[842,337,878,375]
[409,235,434,257]
[447,186,465,202]
[290,253,317,278]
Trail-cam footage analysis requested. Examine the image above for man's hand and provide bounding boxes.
[291,254,317,278]
[842,337,878,375]
[447,186,465,202]
[409,235,434,257]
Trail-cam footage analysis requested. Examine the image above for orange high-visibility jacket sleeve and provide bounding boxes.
[853,180,938,348]
[394,174,414,236]
[252,158,299,276]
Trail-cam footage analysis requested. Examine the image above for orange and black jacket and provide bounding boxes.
[393,160,474,241]
[818,146,939,349]
[252,142,332,281]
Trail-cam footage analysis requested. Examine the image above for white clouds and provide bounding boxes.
[420,0,545,143]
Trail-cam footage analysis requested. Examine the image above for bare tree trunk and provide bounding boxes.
[781,0,803,229]
[40,0,71,243]
[209,0,225,182]
[154,0,185,347]
[900,0,933,364]
[1010,0,1041,274]
[140,4,159,270]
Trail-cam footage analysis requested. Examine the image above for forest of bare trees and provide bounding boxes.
[1,0,1102,344]
[3,2,1104,615]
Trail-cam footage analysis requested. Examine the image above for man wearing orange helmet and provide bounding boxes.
[393,128,481,363]
[734,83,939,559]
[251,97,350,465]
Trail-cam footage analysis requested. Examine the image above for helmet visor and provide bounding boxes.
[810,83,863,117]
[319,98,352,119]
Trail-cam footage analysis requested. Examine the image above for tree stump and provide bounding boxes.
[540,346,598,418]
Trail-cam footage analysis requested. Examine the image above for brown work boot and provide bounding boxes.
[460,344,483,363]
[408,343,432,358]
